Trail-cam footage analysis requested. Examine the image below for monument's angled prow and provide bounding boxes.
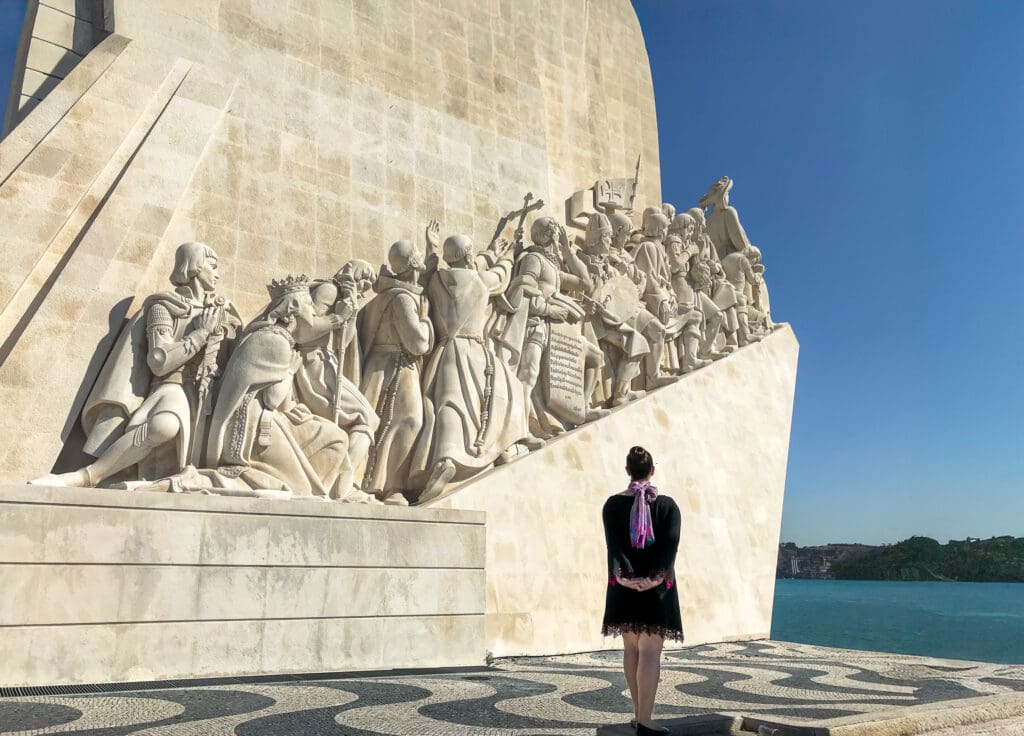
[0,0,797,685]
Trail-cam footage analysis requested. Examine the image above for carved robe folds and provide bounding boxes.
[410,256,530,485]
[199,323,349,497]
[359,276,433,497]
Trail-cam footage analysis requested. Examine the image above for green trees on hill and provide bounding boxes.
[833,536,1024,582]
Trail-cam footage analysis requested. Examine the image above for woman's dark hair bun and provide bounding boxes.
[626,445,654,480]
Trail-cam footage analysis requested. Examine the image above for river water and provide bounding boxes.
[771,579,1024,664]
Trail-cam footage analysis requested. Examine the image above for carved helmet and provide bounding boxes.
[608,212,633,244]
[584,212,613,254]
[641,207,670,238]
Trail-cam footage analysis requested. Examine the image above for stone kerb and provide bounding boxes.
[0,484,487,687]
[433,325,799,658]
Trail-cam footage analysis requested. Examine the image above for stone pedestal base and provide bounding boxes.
[0,487,486,687]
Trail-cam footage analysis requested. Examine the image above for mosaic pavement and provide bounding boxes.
[2,641,1024,735]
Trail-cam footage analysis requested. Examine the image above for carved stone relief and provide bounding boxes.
[30,174,781,504]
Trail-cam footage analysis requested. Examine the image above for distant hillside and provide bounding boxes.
[777,542,881,579]
[833,536,1024,582]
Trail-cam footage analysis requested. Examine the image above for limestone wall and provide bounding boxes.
[0,36,237,482]
[110,0,661,317]
[434,326,800,657]
[0,0,659,483]
[0,484,486,686]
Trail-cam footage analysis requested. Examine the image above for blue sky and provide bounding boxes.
[0,3,1019,546]
[634,0,1024,545]
[0,1,25,125]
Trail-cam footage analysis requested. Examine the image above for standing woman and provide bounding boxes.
[602,446,683,735]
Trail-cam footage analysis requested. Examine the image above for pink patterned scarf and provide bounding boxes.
[628,480,657,548]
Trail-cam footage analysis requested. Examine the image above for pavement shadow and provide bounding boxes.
[597,712,736,735]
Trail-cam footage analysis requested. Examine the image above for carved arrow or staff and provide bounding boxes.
[189,294,226,467]
[332,292,355,426]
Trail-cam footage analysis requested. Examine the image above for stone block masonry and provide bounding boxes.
[0,484,486,686]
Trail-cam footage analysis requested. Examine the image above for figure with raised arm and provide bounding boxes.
[132,277,362,500]
[412,222,536,503]
[290,260,380,501]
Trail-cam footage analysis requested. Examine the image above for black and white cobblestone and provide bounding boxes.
[2,641,1023,735]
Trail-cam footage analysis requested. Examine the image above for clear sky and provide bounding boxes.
[633,0,1024,546]
[0,1,26,127]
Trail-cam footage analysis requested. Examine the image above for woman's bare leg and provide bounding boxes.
[636,632,665,727]
[621,632,640,722]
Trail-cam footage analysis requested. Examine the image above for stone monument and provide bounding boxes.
[0,0,797,686]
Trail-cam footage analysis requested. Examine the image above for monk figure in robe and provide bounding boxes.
[358,239,434,505]
[412,224,535,503]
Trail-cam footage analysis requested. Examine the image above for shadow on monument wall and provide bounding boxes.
[51,296,132,474]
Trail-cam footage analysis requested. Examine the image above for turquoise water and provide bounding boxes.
[771,579,1024,664]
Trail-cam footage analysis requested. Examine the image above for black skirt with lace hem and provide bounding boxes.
[601,622,683,642]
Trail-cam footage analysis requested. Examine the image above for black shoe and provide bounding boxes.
[636,723,670,736]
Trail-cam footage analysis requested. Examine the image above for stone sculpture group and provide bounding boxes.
[32,175,778,505]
